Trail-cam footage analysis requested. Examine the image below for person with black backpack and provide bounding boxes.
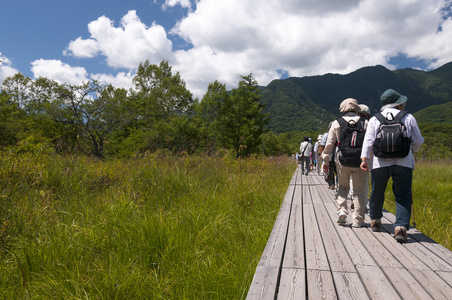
[360,89,424,243]
[322,98,369,228]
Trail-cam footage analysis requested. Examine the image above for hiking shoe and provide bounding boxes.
[371,219,381,232]
[337,211,347,225]
[352,222,363,228]
[394,226,407,243]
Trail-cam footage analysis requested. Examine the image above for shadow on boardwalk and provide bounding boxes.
[247,166,452,300]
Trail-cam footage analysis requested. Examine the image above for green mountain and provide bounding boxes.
[261,62,452,133]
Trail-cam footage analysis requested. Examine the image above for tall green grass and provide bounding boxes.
[383,161,452,250]
[0,151,296,299]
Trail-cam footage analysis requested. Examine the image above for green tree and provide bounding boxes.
[47,81,128,157]
[222,74,269,158]
[123,60,196,154]
[195,80,230,154]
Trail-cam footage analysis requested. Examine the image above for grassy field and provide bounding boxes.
[383,160,452,250]
[0,152,296,299]
[1,152,450,299]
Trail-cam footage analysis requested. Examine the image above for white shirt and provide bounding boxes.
[361,107,424,170]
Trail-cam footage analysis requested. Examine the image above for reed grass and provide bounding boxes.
[383,161,452,250]
[0,152,296,299]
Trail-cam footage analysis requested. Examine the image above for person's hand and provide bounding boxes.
[360,161,369,172]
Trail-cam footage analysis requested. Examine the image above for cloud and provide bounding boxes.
[91,72,135,90]
[64,10,174,69]
[51,0,452,99]
[162,0,192,10]
[31,59,89,85]
[0,53,19,83]
[169,0,452,97]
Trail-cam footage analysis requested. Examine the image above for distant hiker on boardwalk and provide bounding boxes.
[322,98,368,228]
[314,135,323,175]
[299,137,313,175]
[360,89,424,243]
[320,122,336,188]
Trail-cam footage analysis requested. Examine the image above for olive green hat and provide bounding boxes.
[380,89,407,106]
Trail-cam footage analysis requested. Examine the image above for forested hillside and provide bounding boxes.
[262,62,452,133]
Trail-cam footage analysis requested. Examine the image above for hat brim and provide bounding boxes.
[395,95,407,105]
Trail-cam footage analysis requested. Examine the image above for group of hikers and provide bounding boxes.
[296,89,424,243]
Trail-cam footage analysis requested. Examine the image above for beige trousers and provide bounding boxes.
[336,164,368,225]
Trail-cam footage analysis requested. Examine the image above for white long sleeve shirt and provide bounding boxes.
[361,107,424,170]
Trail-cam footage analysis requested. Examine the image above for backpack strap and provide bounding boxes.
[393,110,408,123]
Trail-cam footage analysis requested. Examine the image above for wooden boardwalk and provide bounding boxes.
[246,166,452,299]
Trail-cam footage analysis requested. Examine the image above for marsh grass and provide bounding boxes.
[0,152,296,299]
[383,161,452,250]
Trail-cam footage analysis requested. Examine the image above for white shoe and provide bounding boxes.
[352,222,363,228]
[337,211,347,224]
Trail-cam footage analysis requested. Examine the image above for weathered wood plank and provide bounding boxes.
[282,185,304,269]
[353,225,403,268]
[303,203,330,271]
[357,266,401,299]
[306,270,337,299]
[277,268,306,300]
[332,272,370,300]
[257,184,294,268]
[323,201,378,267]
[246,265,280,300]
[310,186,356,273]
[382,267,433,300]
[409,269,452,300]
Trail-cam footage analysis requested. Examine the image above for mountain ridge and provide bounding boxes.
[261,62,452,133]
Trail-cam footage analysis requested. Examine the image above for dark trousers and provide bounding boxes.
[328,162,337,187]
[369,165,412,228]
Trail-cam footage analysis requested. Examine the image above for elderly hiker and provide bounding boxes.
[360,89,424,243]
[300,137,313,175]
[322,98,368,228]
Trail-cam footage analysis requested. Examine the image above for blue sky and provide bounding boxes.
[1,0,451,98]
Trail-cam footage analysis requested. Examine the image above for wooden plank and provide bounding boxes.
[282,185,304,269]
[306,270,337,299]
[323,201,377,267]
[357,266,401,299]
[436,271,452,287]
[310,186,356,273]
[277,268,306,300]
[332,272,370,300]
[303,203,330,271]
[246,265,279,300]
[382,267,433,300]
[353,225,403,268]
[409,269,452,300]
[257,184,294,268]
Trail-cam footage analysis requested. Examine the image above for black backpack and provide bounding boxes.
[337,117,366,167]
[373,111,411,158]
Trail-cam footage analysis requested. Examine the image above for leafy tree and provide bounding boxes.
[121,60,196,154]
[195,80,231,154]
[46,81,128,157]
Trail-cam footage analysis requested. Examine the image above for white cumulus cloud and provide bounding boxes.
[64,10,174,70]
[31,59,89,85]
[0,53,19,83]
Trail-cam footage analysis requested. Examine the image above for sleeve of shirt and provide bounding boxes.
[361,116,378,159]
[321,121,339,164]
[407,115,424,153]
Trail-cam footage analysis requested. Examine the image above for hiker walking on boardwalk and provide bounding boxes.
[360,89,424,243]
[319,122,336,188]
[322,98,369,228]
[299,137,313,175]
